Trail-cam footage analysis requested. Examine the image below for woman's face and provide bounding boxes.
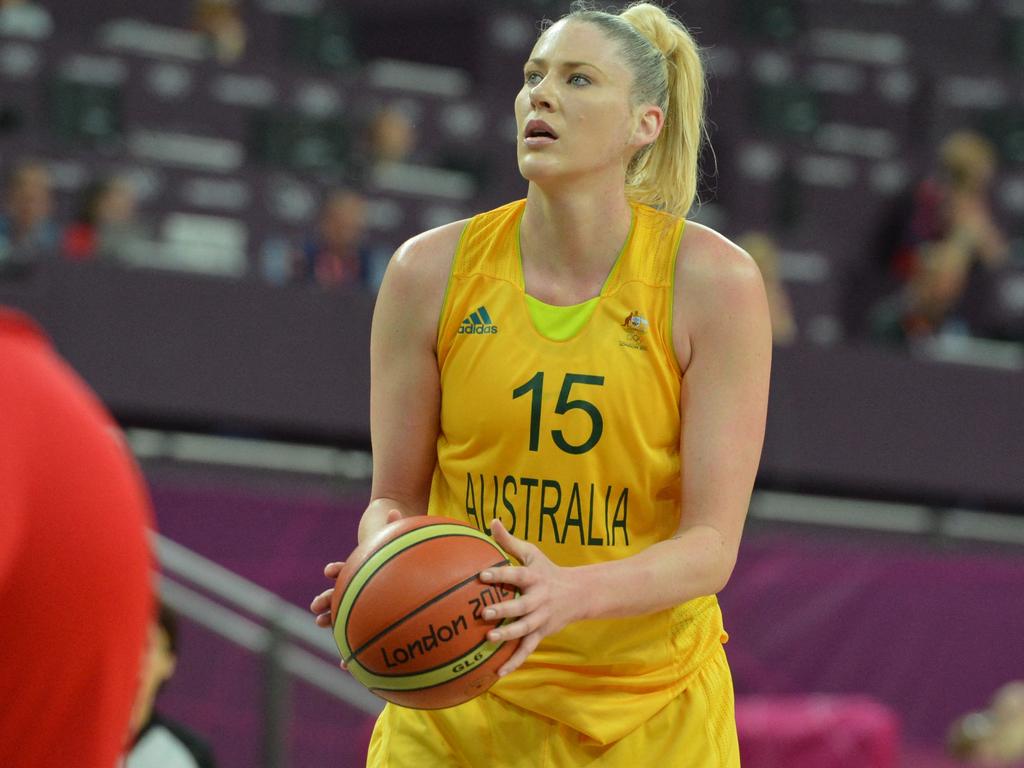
[514,20,654,187]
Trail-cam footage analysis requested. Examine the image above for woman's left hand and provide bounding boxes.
[478,519,587,678]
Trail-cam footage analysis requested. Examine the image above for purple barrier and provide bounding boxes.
[154,630,264,768]
[150,480,372,767]
[721,531,1024,747]
[151,479,366,606]
[155,621,376,767]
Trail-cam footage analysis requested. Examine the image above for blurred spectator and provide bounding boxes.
[62,176,150,263]
[871,131,1009,344]
[870,249,967,343]
[369,106,416,167]
[294,189,390,291]
[126,600,217,768]
[192,0,246,64]
[0,161,58,266]
[947,681,1024,766]
[0,0,53,39]
[737,231,797,345]
[891,131,1008,280]
[349,105,419,184]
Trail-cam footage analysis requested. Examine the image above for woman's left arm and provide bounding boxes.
[481,225,772,675]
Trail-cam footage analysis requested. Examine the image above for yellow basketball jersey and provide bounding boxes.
[429,199,728,744]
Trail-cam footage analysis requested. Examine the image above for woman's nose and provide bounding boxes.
[530,79,553,110]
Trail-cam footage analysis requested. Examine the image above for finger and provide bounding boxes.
[481,594,532,622]
[497,633,542,678]
[489,519,529,563]
[479,565,531,589]
[323,562,345,579]
[314,612,334,628]
[487,612,540,644]
[385,509,403,523]
[310,588,334,614]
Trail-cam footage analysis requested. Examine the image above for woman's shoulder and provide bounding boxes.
[382,218,468,300]
[674,220,767,333]
[677,220,763,292]
[394,218,468,271]
[670,221,771,368]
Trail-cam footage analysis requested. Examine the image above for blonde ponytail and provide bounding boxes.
[557,2,706,218]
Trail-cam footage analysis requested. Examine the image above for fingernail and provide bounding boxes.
[488,630,500,642]
[483,608,495,619]
[480,571,492,581]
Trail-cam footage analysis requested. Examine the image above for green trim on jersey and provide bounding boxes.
[437,222,473,341]
[667,218,687,371]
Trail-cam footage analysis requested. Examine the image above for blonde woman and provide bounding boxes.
[312,3,770,764]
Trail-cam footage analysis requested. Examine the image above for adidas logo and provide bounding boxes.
[458,306,499,335]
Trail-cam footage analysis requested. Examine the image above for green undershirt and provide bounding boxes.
[524,294,601,342]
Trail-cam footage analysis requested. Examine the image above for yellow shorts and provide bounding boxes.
[366,646,739,767]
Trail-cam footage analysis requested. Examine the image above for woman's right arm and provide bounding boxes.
[311,220,463,627]
[358,221,464,540]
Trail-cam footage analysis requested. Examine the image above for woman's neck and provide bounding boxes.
[520,184,634,304]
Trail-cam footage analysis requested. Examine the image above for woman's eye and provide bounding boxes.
[569,74,591,86]
[525,72,542,85]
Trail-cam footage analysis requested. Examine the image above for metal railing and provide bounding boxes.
[155,534,383,768]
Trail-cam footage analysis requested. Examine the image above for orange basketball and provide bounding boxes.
[330,516,520,709]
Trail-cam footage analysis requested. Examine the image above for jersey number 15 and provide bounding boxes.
[512,372,605,455]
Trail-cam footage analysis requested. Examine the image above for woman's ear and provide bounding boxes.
[632,104,665,151]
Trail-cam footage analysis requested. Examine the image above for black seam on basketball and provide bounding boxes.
[341,532,485,648]
[344,530,464,608]
[367,627,513,691]
[345,556,510,664]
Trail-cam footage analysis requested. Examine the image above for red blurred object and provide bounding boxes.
[737,695,900,768]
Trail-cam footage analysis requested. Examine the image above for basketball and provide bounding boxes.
[330,516,520,709]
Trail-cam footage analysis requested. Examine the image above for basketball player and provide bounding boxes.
[311,3,770,764]
[0,308,154,767]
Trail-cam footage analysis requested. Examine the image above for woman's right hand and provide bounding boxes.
[310,560,347,629]
[309,508,405,629]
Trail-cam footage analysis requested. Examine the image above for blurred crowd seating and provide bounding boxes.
[2,2,1024,499]
[0,0,1023,344]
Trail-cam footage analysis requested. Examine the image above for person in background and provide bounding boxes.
[348,105,419,185]
[737,231,797,345]
[0,161,58,265]
[947,681,1024,765]
[891,131,1007,282]
[368,106,416,167]
[0,308,154,768]
[192,0,246,64]
[295,189,390,291]
[126,601,217,768]
[62,175,149,263]
[873,131,1009,343]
